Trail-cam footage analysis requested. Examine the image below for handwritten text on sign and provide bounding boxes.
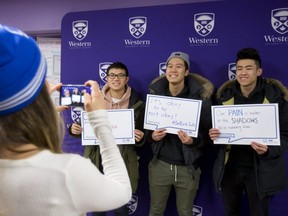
[144,94,202,137]
[211,103,280,145]
[81,109,135,145]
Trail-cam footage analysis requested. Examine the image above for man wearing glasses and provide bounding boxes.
[69,62,146,216]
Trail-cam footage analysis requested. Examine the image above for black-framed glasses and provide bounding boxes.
[107,73,127,79]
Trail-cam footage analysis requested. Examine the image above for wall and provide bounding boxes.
[0,0,220,35]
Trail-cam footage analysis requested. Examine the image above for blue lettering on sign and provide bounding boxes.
[228,109,243,116]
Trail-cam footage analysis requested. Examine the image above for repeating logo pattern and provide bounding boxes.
[193,204,203,216]
[72,20,88,41]
[127,195,138,214]
[228,63,236,80]
[99,62,112,83]
[129,16,147,39]
[159,62,166,76]
[271,8,288,35]
[194,13,215,36]
[71,107,84,123]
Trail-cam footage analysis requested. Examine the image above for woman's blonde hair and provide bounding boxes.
[0,84,64,153]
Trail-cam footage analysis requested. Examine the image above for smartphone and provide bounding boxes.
[59,84,91,107]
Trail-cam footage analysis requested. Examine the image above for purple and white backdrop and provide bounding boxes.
[60,0,288,215]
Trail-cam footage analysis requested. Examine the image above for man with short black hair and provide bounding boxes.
[69,62,145,216]
[209,48,288,216]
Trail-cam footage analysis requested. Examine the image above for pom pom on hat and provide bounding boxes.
[166,51,190,69]
[0,24,47,116]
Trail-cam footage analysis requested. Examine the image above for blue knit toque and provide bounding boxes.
[0,24,47,116]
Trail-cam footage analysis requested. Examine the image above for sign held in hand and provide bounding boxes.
[144,94,202,137]
[81,109,135,145]
[211,103,280,145]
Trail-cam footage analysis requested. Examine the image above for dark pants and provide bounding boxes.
[92,204,128,216]
[221,168,270,216]
[148,159,201,216]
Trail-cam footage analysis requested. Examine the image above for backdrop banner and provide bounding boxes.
[61,0,288,215]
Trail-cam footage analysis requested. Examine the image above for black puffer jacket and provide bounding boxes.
[146,74,214,174]
[213,77,288,198]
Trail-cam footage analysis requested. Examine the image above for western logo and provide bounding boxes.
[124,16,151,47]
[69,20,92,48]
[129,16,147,39]
[189,12,218,46]
[127,195,138,214]
[71,107,84,124]
[193,205,203,216]
[271,8,288,35]
[99,62,112,84]
[264,8,288,45]
[72,20,88,41]
[194,13,215,37]
[159,62,166,76]
[228,63,236,80]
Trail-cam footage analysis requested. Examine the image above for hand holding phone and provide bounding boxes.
[59,84,91,107]
[83,80,106,112]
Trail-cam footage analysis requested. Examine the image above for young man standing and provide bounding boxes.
[209,48,288,216]
[69,62,145,216]
[146,52,214,216]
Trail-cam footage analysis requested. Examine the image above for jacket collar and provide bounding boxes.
[149,73,214,99]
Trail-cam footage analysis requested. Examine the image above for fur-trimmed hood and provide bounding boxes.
[148,73,214,171]
[216,77,288,102]
[149,73,214,100]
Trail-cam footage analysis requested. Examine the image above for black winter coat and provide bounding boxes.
[213,77,288,198]
[146,74,214,174]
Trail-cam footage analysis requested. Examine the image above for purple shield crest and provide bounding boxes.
[228,63,236,80]
[99,62,112,84]
[129,16,147,39]
[271,8,288,35]
[159,62,166,76]
[127,195,138,214]
[194,13,215,37]
[71,107,84,123]
[72,20,88,41]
